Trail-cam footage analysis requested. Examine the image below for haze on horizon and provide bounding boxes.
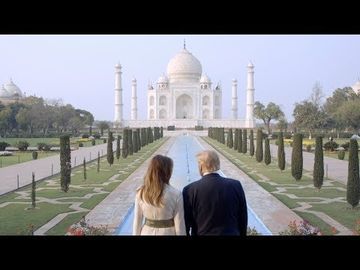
[0,35,359,123]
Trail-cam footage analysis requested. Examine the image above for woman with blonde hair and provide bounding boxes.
[133,155,186,235]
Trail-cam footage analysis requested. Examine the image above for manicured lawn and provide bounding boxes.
[203,137,360,235]
[0,202,73,235]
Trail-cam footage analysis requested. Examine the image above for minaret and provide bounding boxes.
[246,62,255,128]
[114,63,123,128]
[131,78,137,120]
[231,79,238,119]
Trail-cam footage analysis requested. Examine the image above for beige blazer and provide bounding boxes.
[133,184,186,235]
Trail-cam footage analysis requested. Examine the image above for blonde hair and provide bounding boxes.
[196,150,220,172]
[140,155,173,207]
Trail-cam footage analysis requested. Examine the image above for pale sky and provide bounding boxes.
[1,35,359,122]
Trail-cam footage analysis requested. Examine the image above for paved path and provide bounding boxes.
[269,144,348,184]
[0,142,114,196]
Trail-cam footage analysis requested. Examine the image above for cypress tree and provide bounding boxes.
[97,151,100,172]
[133,130,138,153]
[116,135,121,160]
[249,129,254,157]
[313,136,324,189]
[83,158,87,180]
[347,139,360,208]
[228,129,233,148]
[149,127,154,143]
[137,129,141,151]
[242,129,247,154]
[144,128,148,146]
[291,133,303,180]
[31,172,36,208]
[256,129,263,162]
[128,129,133,155]
[264,138,271,165]
[122,129,129,159]
[278,131,285,171]
[160,126,163,138]
[238,129,243,153]
[220,128,225,144]
[234,129,238,150]
[107,131,114,166]
[147,127,152,144]
[60,135,71,192]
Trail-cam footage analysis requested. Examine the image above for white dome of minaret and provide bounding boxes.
[200,73,211,83]
[352,79,360,94]
[247,61,254,68]
[167,40,202,83]
[157,74,169,83]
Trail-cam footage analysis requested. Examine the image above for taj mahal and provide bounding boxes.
[113,43,256,129]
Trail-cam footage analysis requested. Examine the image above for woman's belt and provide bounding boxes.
[144,218,174,228]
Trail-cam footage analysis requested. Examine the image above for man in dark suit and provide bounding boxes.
[182,150,248,236]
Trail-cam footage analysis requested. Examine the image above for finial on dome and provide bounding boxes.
[184,39,186,49]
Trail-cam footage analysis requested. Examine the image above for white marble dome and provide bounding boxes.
[167,48,202,82]
[3,79,22,97]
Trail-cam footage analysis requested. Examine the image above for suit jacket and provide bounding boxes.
[182,173,247,236]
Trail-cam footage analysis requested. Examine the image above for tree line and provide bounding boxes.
[254,82,360,136]
[0,96,94,137]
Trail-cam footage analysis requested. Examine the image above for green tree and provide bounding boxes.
[83,158,87,180]
[227,129,233,148]
[347,139,360,208]
[238,129,243,153]
[242,129,247,154]
[122,129,129,158]
[277,117,288,132]
[97,121,110,136]
[160,127,163,138]
[60,135,71,192]
[291,133,303,181]
[254,101,284,135]
[264,138,271,165]
[277,131,285,171]
[335,100,360,132]
[293,101,326,139]
[234,129,239,151]
[116,135,121,160]
[107,131,114,166]
[256,129,263,162]
[249,130,254,157]
[97,151,100,172]
[128,129,133,155]
[133,130,139,153]
[31,172,36,208]
[324,87,359,137]
[313,136,324,189]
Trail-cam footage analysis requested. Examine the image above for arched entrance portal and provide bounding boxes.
[176,94,193,119]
